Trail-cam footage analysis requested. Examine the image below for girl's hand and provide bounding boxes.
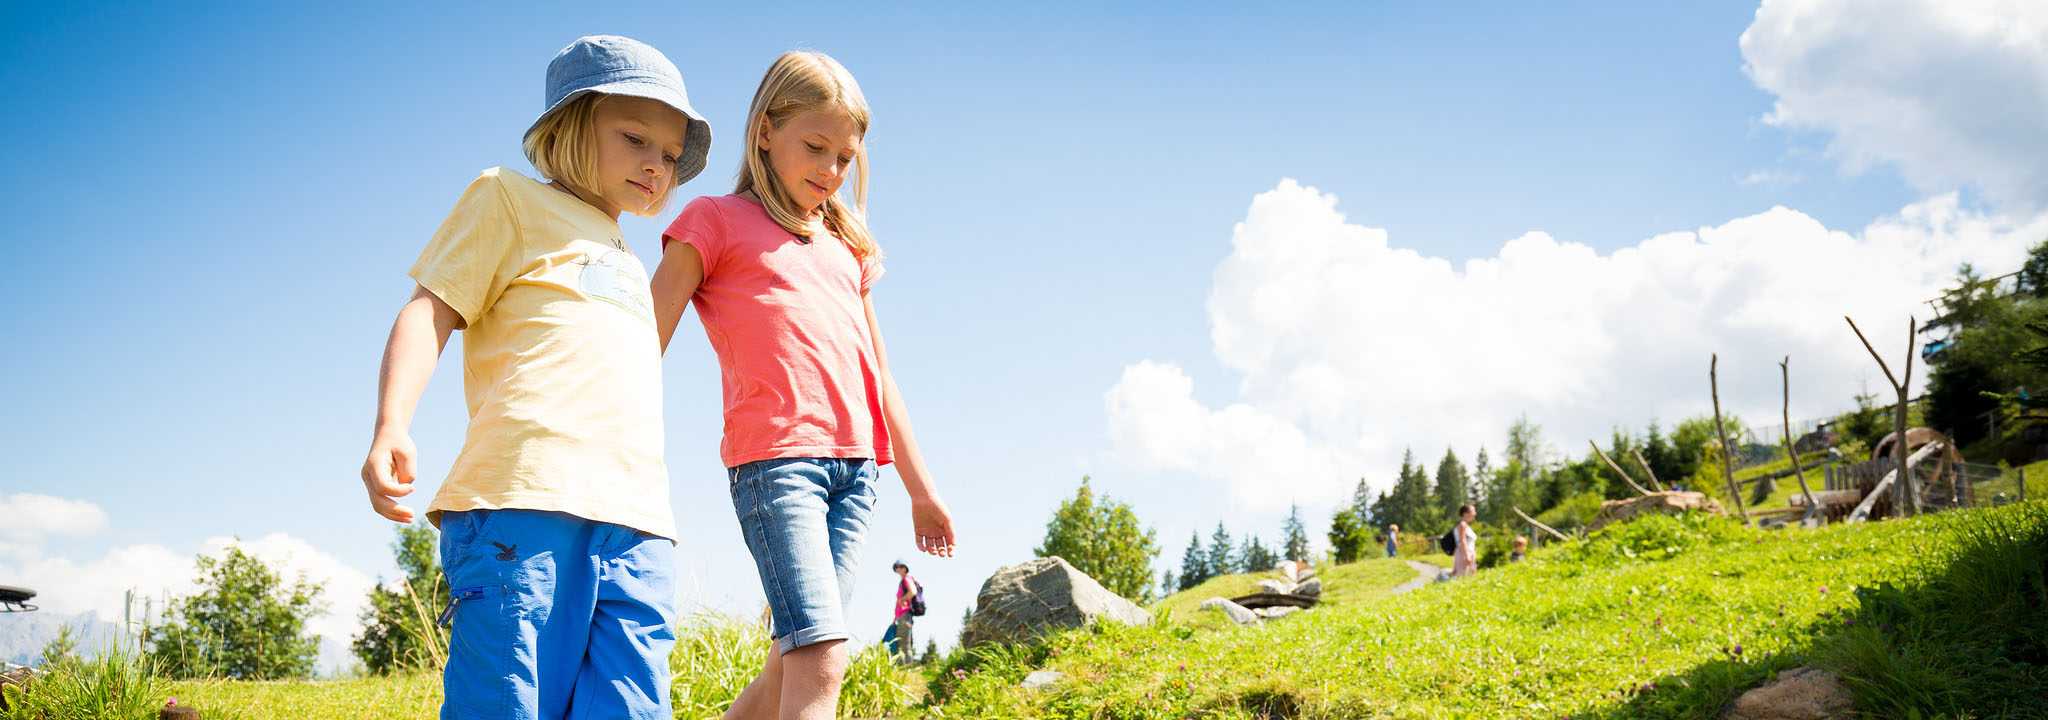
[361,429,419,523]
[910,496,956,558]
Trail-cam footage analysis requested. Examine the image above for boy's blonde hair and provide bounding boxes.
[523,93,677,217]
[736,51,876,259]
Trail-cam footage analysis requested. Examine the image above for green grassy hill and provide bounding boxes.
[923,502,2048,719]
[1150,557,1428,633]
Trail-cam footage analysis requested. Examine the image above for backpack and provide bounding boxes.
[1439,529,1458,555]
[909,579,927,617]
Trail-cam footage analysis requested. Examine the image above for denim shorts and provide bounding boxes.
[439,509,676,720]
[728,457,879,654]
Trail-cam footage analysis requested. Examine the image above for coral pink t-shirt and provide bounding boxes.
[663,195,893,468]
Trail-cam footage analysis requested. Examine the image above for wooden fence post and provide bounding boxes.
[2022,466,2028,503]
[1711,354,1752,525]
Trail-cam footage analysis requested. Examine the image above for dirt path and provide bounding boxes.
[1389,560,1444,595]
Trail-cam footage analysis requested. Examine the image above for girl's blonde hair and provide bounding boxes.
[736,51,876,258]
[523,93,677,217]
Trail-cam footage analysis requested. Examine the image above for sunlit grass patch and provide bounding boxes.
[922,502,2048,719]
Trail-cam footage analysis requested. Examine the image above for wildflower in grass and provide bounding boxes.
[166,698,179,707]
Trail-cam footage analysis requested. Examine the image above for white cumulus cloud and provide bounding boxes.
[1741,0,2048,208]
[0,492,111,541]
[1106,180,2044,514]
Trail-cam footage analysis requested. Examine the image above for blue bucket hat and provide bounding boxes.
[527,35,713,186]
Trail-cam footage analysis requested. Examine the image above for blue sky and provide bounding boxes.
[4,1,2042,669]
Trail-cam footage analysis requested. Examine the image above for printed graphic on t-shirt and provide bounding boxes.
[579,249,655,326]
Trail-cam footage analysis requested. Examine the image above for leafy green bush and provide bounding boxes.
[1560,510,1751,564]
[147,545,324,680]
[1537,490,1607,532]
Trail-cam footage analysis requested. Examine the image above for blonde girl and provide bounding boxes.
[650,51,956,720]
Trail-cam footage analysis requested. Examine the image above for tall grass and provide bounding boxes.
[668,611,918,720]
[1,637,161,720]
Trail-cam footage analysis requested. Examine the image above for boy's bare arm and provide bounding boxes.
[649,241,704,354]
[361,286,463,523]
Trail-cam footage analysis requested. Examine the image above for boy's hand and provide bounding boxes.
[361,430,419,523]
[910,496,956,558]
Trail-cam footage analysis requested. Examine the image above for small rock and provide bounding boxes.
[1721,666,1854,720]
[1204,597,1260,625]
[1020,670,1065,689]
[1296,566,1317,582]
[1291,577,1323,597]
[1253,606,1300,620]
[1275,560,1301,583]
[1255,579,1296,595]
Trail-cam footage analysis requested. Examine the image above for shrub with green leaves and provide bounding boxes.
[146,544,324,680]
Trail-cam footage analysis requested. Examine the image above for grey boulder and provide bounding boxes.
[959,556,1152,648]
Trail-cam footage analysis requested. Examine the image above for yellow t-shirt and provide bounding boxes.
[409,167,672,540]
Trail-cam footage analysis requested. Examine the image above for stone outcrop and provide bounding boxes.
[1201,596,1261,626]
[960,556,1151,648]
[1588,491,1727,533]
[1721,667,1854,720]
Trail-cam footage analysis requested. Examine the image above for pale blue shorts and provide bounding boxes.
[728,457,879,654]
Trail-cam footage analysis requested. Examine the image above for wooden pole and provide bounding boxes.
[1711,354,1752,525]
[2021,466,2028,503]
[1901,318,1922,516]
[1629,447,1666,492]
[1513,506,1571,542]
[1780,357,1819,521]
[1845,316,1923,517]
[1590,439,1655,497]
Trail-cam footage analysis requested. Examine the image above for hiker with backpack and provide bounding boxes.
[1450,504,1479,578]
[881,560,924,663]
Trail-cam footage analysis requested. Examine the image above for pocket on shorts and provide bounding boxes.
[443,584,511,718]
[443,509,513,563]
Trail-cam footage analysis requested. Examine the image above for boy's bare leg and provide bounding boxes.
[723,648,784,720]
[778,640,846,720]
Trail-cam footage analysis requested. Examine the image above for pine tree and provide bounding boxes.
[1642,421,1680,488]
[1176,532,1208,591]
[1327,508,1370,563]
[1471,446,1493,518]
[1433,447,1470,521]
[1389,448,1438,533]
[1349,476,1374,525]
[1161,569,1178,598]
[1239,535,1278,573]
[1207,523,1236,579]
[1281,504,1312,563]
